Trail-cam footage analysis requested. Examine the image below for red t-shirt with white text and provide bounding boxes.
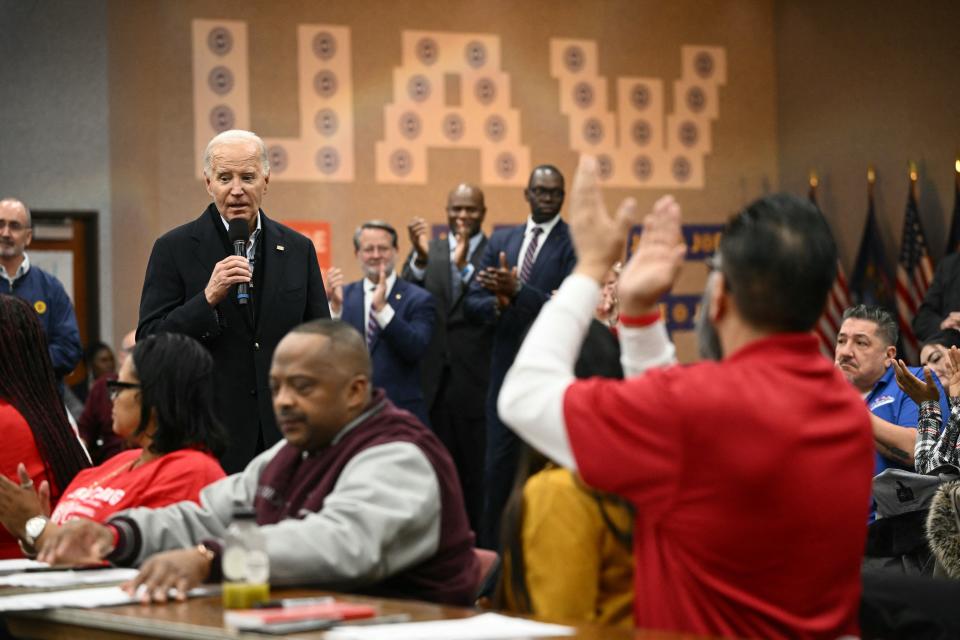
[51,448,225,525]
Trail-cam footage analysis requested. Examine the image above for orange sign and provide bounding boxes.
[282,220,332,270]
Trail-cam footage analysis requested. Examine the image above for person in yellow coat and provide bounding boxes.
[495,447,634,628]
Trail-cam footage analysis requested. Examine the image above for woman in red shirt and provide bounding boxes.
[0,332,227,554]
[0,295,91,559]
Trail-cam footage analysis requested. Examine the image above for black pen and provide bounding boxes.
[22,563,113,573]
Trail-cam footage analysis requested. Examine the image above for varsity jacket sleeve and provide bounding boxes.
[109,441,442,588]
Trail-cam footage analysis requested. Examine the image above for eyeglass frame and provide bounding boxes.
[0,220,30,232]
[106,380,141,401]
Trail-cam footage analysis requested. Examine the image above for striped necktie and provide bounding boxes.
[519,226,543,283]
[366,297,379,349]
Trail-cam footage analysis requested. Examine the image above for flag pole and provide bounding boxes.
[908,160,918,201]
[808,169,818,203]
[867,164,875,198]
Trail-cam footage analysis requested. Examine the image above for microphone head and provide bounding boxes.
[228,218,249,244]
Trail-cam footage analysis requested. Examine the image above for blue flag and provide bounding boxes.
[850,190,894,310]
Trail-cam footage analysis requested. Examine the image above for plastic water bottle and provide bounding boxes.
[221,505,270,609]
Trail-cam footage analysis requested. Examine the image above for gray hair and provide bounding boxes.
[352,220,398,251]
[842,304,898,347]
[0,198,31,227]
[202,130,269,177]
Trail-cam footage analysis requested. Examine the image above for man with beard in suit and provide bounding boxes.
[137,129,329,474]
[402,184,492,531]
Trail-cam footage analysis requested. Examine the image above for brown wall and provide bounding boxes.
[776,0,960,274]
[107,0,781,354]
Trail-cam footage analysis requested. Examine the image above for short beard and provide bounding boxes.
[695,276,723,361]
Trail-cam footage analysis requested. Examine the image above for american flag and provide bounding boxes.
[895,175,935,362]
[809,176,851,358]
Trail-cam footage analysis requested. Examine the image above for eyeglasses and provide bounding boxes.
[106,380,141,401]
[0,220,29,232]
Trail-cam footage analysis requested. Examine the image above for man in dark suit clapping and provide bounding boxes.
[402,184,492,531]
[464,165,577,547]
[327,221,435,427]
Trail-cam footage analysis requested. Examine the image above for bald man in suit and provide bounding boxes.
[402,184,493,530]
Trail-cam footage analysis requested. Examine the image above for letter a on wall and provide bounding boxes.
[376,31,531,185]
[550,40,726,189]
[192,19,355,182]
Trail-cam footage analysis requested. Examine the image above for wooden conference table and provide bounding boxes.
[1,587,701,640]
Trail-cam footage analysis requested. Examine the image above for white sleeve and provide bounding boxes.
[498,273,600,471]
[619,321,677,377]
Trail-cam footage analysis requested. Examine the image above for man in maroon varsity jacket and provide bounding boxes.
[39,320,479,605]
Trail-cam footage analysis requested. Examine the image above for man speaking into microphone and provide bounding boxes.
[138,130,329,473]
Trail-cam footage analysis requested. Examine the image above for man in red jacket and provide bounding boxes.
[499,156,874,638]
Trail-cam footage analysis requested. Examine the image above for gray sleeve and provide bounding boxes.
[113,442,281,564]
[263,441,440,587]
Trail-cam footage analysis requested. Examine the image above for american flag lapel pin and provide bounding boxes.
[276,245,285,251]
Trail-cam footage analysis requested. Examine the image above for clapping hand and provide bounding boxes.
[946,346,960,398]
[893,359,940,404]
[324,267,344,314]
[0,464,49,539]
[407,217,430,262]
[569,155,685,315]
[371,264,388,311]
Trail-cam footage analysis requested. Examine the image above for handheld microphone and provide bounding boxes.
[227,218,250,305]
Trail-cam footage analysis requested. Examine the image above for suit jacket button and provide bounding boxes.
[249,389,257,396]
[254,342,260,350]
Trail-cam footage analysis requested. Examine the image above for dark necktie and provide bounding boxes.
[366,293,379,348]
[519,226,543,283]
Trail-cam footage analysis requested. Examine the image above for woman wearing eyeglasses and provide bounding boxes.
[0,331,227,555]
[0,295,90,558]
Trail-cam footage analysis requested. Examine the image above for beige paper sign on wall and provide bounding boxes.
[192,19,355,182]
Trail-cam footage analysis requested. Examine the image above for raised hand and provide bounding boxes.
[204,255,251,306]
[122,548,212,603]
[617,195,686,316]
[893,359,940,404]
[477,251,520,300]
[452,230,469,270]
[407,217,430,261]
[324,267,344,314]
[569,155,640,283]
[947,346,960,398]
[371,264,388,311]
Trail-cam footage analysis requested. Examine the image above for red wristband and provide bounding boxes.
[619,310,662,327]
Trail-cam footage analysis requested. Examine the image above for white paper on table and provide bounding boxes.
[0,586,135,611]
[0,568,138,588]
[0,559,48,575]
[323,612,576,639]
[0,584,218,612]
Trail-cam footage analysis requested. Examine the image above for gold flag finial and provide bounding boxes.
[955,157,960,174]
[908,160,918,182]
[808,169,819,189]
[867,165,876,185]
